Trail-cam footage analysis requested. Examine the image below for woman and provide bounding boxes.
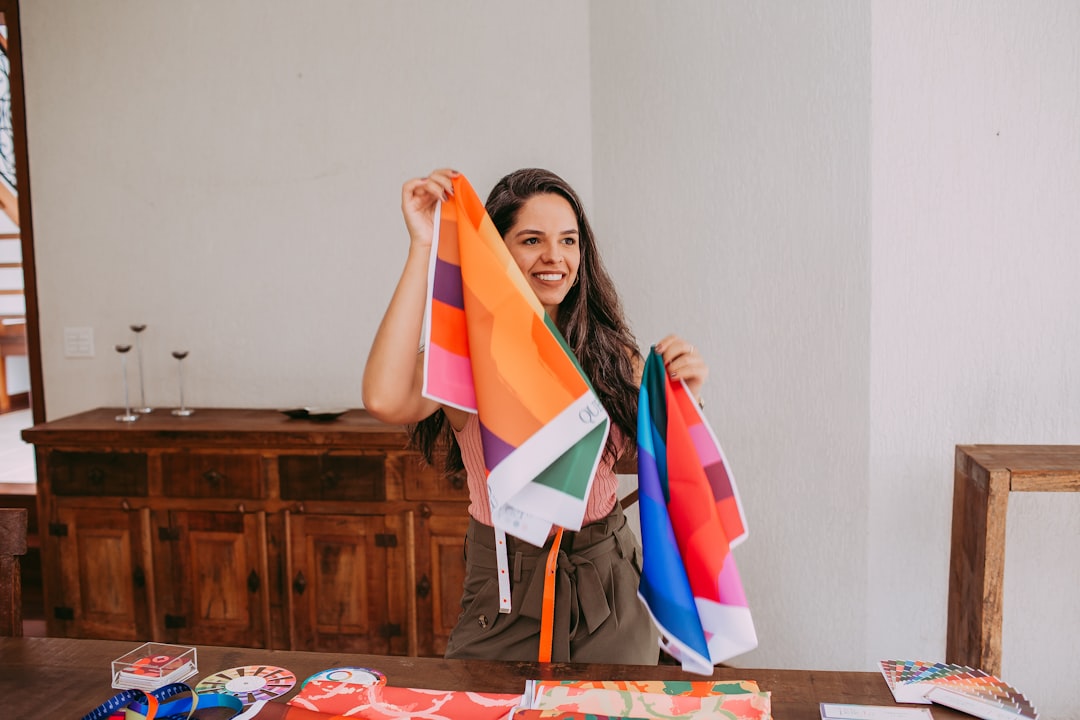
[363,167,708,664]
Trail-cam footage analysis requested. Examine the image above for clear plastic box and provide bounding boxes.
[111,642,198,690]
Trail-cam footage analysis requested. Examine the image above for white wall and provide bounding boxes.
[19,2,1080,717]
[590,0,872,671]
[870,2,1080,717]
[21,0,593,418]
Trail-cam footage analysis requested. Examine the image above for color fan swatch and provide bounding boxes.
[878,660,1037,719]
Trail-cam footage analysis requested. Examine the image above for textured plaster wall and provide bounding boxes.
[870,3,1080,717]
[590,0,872,670]
[20,0,593,419]
[595,2,1080,716]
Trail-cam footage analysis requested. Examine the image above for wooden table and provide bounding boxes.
[947,445,1080,677]
[0,637,965,719]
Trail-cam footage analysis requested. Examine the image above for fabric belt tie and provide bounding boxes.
[519,529,622,662]
[537,527,563,662]
[470,503,628,663]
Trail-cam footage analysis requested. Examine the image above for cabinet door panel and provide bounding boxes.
[289,513,406,654]
[155,510,266,647]
[48,507,151,639]
[414,513,470,656]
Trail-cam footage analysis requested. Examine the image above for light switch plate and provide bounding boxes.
[64,326,95,357]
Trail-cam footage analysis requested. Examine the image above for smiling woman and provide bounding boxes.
[502,193,580,319]
[361,167,709,666]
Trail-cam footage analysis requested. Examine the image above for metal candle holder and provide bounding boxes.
[115,345,139,422]
[171,350,194,416]
[130,324,152,413]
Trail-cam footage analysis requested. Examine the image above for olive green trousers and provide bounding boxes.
[444,502,660,665]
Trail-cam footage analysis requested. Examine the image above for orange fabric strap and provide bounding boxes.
[538,527,565,663]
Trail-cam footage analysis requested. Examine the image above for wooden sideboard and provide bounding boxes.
[22,407,470,656]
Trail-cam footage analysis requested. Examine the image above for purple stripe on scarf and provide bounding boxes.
[433,258,465,309]
[704,463,735,502]
[479,419,515,471]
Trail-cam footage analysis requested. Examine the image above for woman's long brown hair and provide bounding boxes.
[410,168,640,475]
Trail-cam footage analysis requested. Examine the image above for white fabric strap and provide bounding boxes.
[495,525,512,613]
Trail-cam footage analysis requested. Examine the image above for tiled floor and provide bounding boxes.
[0,408,35,486]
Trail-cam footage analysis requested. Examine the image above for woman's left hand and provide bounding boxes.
[654,335,709,403]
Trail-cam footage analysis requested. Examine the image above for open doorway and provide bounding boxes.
[0,0,40,482]
[0,0,44,636]
[0,5,32,485]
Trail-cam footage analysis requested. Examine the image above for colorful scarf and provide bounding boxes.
[422,174,609,613]
[637,348,757,674]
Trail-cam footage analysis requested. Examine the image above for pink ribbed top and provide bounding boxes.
[453,413,622,527]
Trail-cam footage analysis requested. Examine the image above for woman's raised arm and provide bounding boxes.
[361,169,457,424]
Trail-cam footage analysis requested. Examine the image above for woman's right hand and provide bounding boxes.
[401,168,458,247]
[365,169,459,424]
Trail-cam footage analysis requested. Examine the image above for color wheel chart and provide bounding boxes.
[195,665,297,705]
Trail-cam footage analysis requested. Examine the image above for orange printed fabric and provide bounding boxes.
[531,679,761,697]
[532,685,771,720]
[282,680,523,720]
[422,173,609,545]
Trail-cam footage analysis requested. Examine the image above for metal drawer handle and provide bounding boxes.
[203,469,223,486]
[416,574,431,599]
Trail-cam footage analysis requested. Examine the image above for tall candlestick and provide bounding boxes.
[115,345,139,422]
[130,324,151,413]
[171,350,194,416]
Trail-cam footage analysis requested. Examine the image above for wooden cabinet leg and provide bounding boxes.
[405,510,417,657]
[946,449,1009,676]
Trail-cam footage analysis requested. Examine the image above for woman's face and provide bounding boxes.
[503,193,581,319]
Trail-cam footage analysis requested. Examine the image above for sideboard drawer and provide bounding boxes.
[48,451,148,496]
[279,454,386,502]
[402,459,470,502]
[162,452,264,498]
